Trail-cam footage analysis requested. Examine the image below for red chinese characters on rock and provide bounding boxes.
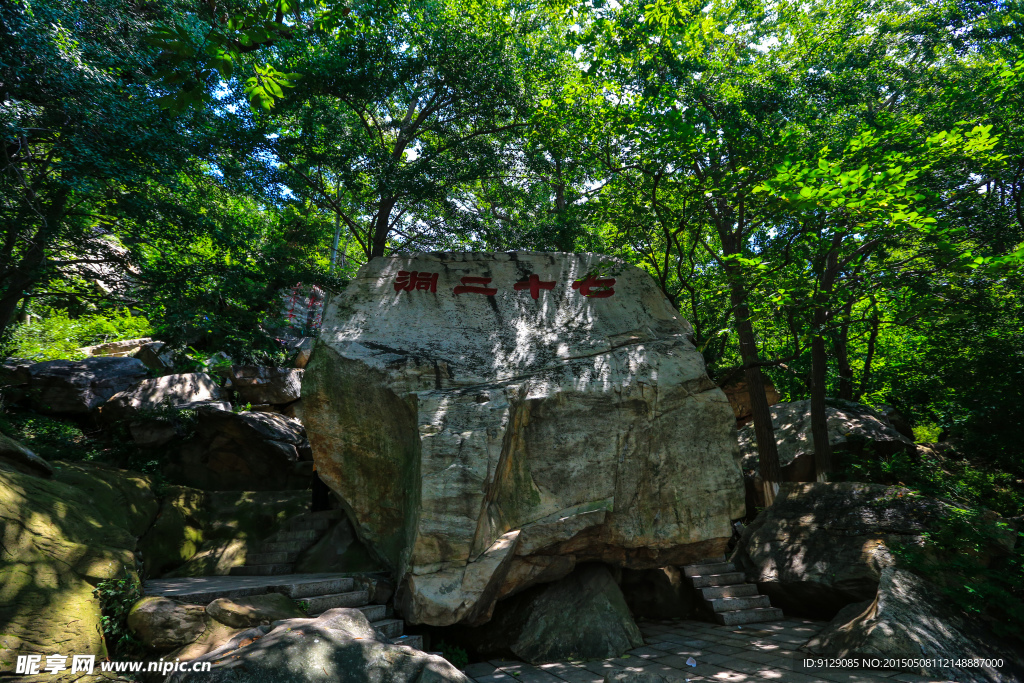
[572,275,616,298]
[513,274,556,299]
[453,276,498,296]
[394,271,439,293]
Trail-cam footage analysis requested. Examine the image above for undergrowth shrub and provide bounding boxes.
[93,569,144,658]
[892,506,1024,642]
[4,308,152,361]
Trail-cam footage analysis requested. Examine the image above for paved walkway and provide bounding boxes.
[463,617,946,683]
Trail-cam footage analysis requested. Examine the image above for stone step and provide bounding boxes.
[690,572,746,588]
[683,561,735,577]
[372,618,404,639]
[266,529,321,544]
[304,589,370,614]
[701,584,759,600]
[714,606,785,626]
[259,540,309,554]
[277,576,355,599]
[394,634,423,650]
[169,586,269,605]
[358,604,387,622]
[230,563,295,577]
[708,594,771,613]
[697,555,727,564]
[287,516,334,532]
[245,551,301,566]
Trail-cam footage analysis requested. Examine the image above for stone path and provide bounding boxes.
[463,617,948,683]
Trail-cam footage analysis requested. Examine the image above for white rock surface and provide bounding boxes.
[303,252,745,626]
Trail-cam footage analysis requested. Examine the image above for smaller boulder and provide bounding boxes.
[100,373,225,423]
[134,340,177,372]
[229,366,303,405]
[167,608,470,683]
[127,597,206,652]
[0,432,53,477]
[25,357,148,414]
[470,563,643,664]
[206,593,306,628]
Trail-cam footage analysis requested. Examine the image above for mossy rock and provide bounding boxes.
[0,466,146,664]
[52,460,159,536]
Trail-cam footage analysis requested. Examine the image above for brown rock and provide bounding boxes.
[720,377,781,426]
[127,597,206,652]
[206,593,306,628]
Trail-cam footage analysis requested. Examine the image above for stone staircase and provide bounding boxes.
[210,509,424,648]
[147,573,424,650]
[230,509,342,577]
[683,556,783,626]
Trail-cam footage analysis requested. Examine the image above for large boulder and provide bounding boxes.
[730,481,948,618]
[21,357,148,414]
[164,407,313,491]
[228,366,303,406]
[465,563,644,664]
[166,608,471,683]
[805,566,1024,683]
[0,462,156,663]
[303,252,745,626]
[99,373,225,422]
[739,399,915,484]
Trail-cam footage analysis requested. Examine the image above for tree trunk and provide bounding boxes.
[834,299,854,401]
[810,247,839,482]
[725,267,783,506]
[370,195,397,259]
[809,306,833,481]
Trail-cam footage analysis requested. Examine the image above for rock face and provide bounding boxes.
[166,407,314,491]
[739,399,915,484]
[730,482,947,618]
[21,357,148,414]
[805,567,1024,683]
[167,608,471,683]
[228,366,303,406]
[100,372,225,422]
[303,252,745,626]
[467,564,644,664]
